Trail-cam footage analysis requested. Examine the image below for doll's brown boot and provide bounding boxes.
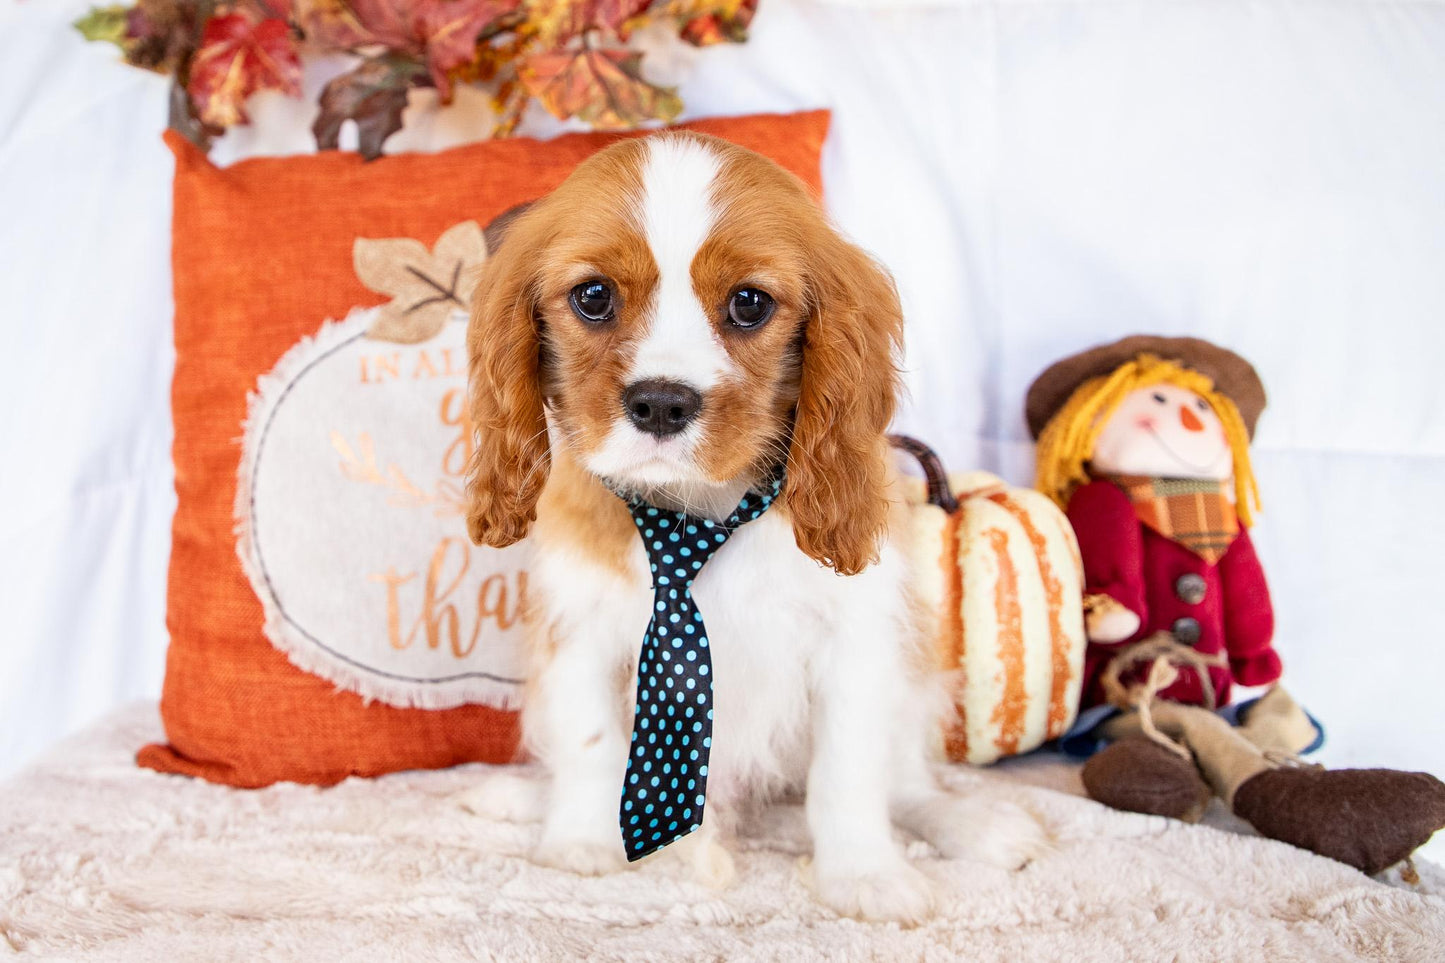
[1081,736,1213,823]
[1232,765,1445,876]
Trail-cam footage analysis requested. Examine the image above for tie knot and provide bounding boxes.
[624,475,783,590]
[628,509,730,589]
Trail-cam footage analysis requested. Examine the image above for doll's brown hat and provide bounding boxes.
[1025,335,1267,440]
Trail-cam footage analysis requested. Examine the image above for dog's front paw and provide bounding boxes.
[533,835,628,876]
[454,772,544,823]
[667,831,736,889]
[812,860,935,926]
[922,797,1051,870]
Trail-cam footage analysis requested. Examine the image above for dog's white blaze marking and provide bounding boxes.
[628,137,735,391]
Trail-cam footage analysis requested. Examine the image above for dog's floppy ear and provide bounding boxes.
[481,200,535,255]
[465,203,551,548]
[785,224,904,576]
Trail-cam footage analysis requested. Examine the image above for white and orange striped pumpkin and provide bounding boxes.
[893,437,1087,765]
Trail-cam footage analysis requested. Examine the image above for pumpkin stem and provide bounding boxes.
[888,434,959,514]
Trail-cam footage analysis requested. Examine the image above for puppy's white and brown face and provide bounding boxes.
[465,132,904,575]
[531,135,808,497]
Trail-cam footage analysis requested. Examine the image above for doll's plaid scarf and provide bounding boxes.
[1106,475,1240,564]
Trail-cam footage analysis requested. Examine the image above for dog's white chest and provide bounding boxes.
[681,511,833,802]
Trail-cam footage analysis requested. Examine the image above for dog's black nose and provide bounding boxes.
[623,379,702,437]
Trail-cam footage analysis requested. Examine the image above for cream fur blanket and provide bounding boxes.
[2,704,1441,961]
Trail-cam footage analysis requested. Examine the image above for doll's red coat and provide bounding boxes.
[1068,480,1283,709]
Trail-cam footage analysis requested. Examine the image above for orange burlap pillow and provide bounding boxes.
[137,111,831,787]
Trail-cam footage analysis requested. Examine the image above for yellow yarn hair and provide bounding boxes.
[1034,354,1261,526]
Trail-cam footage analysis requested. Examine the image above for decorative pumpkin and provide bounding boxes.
[893,436,1087,765]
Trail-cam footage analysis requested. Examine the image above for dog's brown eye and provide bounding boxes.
[569,281,615,323]
[727,288,774,329]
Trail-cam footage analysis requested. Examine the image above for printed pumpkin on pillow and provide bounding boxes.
[236,221,528,710]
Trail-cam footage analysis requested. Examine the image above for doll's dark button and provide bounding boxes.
[1175,574,1208,605]
[1171,617,1202,646]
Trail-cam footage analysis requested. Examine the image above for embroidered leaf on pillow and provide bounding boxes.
[354,221,487,344]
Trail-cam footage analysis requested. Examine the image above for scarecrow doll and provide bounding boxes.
[1027,335,1445,876]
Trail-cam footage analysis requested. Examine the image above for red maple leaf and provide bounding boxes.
[297,0,520,101]
[187,13,302,128]
[418,0,519,98]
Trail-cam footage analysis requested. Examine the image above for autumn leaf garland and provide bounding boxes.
[75,0,759,159]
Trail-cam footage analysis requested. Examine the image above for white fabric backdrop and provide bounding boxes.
[3,0,1443,855]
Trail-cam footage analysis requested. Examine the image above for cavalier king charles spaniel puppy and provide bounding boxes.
[463,131,1046,923]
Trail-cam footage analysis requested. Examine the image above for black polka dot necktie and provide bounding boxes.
[618,475,784,862]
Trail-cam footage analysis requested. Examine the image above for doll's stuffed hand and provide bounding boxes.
[1084,593,1141,644]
